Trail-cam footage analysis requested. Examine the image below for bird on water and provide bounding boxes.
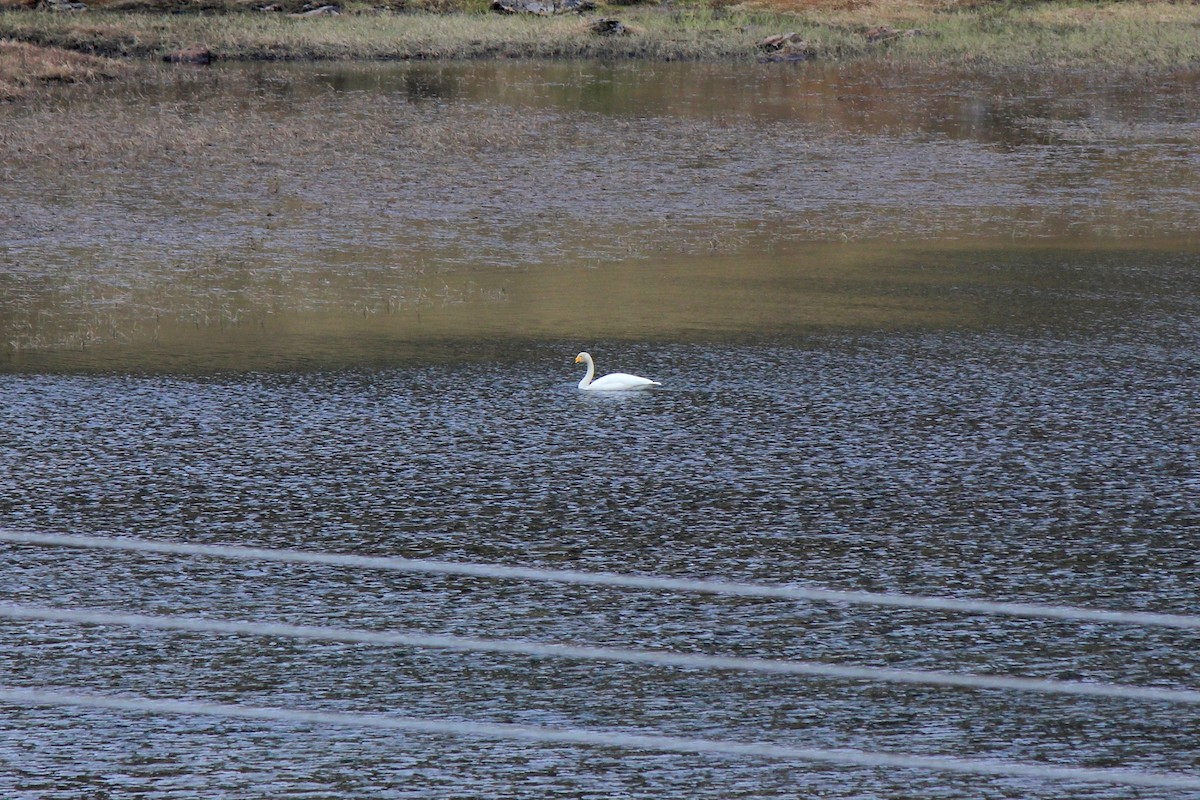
[574,352,661,391]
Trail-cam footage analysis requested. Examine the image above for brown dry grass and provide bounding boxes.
[0,38,123,99]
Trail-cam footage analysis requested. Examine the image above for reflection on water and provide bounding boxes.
[309,61,1200,146]
[2,239,1197,373]
[2,61,1200,371]
[1,60,1199,798]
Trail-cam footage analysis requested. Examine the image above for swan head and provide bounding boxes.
[575,352,591,364]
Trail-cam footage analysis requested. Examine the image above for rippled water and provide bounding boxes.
[2,61,1200,798]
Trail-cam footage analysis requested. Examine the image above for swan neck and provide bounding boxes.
[578,356,595,389]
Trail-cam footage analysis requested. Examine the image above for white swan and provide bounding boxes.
[575,351,661,391]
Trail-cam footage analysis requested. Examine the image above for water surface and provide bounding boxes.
[1,61,1198,798]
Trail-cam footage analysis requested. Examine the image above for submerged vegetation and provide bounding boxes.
[0,0,1199,98]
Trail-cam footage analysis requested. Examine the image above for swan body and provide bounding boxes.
[575,352,660,391]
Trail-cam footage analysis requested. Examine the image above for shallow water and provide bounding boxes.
[1,61,1199,798]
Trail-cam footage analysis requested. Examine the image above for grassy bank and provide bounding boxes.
[2,1,1200,99]
[0,37,123,98]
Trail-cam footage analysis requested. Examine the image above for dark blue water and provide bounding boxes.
[2,282,1199,797]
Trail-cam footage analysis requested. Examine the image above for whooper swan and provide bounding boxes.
[574,352,661,391]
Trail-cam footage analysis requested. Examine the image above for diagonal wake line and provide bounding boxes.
[3,604,1199,706]
[2,687,1199,790]
[3,530,1200,629]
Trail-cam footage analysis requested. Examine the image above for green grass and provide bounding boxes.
[886,4,1200,67]
[0,8,790,61]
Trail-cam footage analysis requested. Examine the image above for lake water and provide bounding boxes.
[1,61,1199,798]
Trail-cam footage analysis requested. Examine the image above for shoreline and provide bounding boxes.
[3,2,1200,99]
